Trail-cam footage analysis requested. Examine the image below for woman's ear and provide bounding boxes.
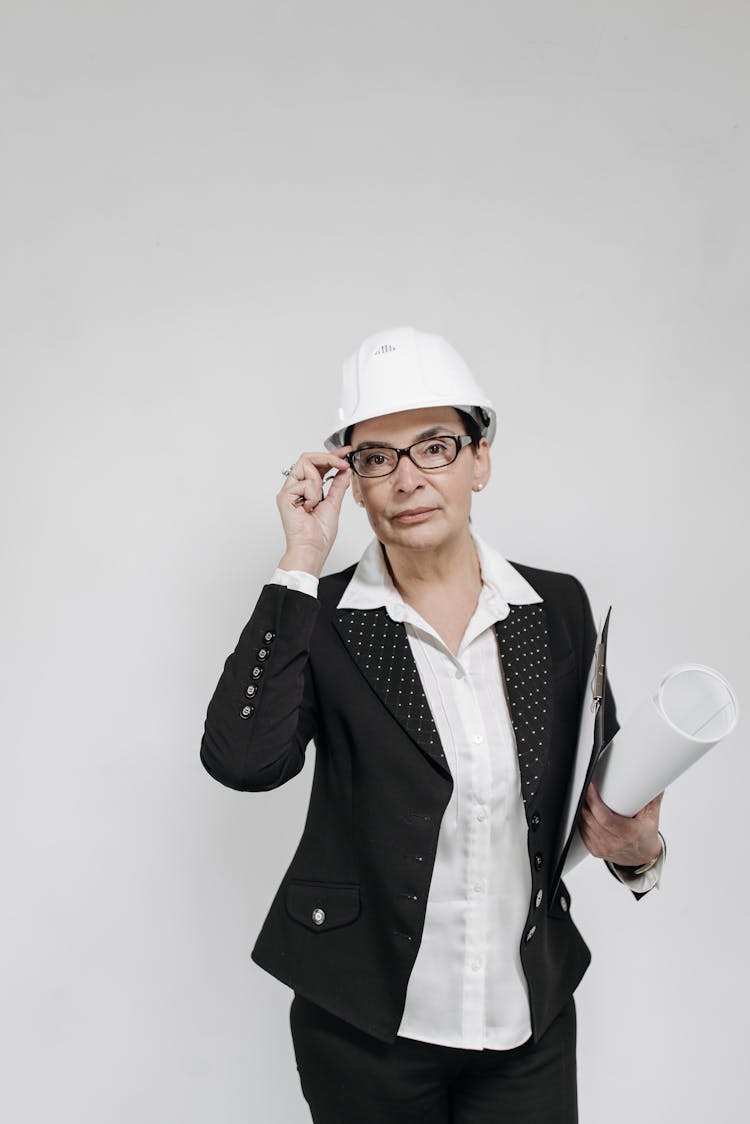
[473,438,491,492]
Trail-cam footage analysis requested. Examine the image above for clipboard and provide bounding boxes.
[550,606,611,901]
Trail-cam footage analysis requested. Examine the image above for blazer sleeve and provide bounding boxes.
[199,583,319,792]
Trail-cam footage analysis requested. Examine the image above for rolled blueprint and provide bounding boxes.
[564,664,739,874]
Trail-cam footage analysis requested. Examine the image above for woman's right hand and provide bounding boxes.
[276,448,353,577]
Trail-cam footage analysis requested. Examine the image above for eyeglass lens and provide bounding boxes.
[353,436,459,477]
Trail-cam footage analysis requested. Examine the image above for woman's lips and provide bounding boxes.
[392,507,436,524]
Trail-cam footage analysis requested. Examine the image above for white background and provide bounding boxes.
[2,2,748,1121]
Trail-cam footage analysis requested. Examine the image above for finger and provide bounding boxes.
[630,792,664,824]
[584,783,618,828]
[280,450,352,512]
[581,801,634,851]
[579,804,606,839]
[280,473,314,508]
[280,463,306,501]
[578,814,606,858]
[299,454,352,512]
[290,458,325,512]
[586,781,611,811]
[282,451,350,490]
[321,466,351,509]
[295,450,353,477]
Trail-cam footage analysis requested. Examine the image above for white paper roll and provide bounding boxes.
[563,664,739,874]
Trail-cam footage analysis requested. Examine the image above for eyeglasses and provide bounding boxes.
[345,434,474,478]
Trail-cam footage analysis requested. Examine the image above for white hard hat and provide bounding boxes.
[324,325,497,450]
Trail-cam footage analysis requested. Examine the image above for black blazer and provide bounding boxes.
[200,559,625,1045]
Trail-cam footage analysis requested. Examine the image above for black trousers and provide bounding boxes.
[289,994,578,1123]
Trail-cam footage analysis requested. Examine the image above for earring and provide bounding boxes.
[473,483,484,492]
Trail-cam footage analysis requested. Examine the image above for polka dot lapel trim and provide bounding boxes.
[333,608,448,777]
[493,603,553,808]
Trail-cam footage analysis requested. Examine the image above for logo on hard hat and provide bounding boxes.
[372,344,397,356]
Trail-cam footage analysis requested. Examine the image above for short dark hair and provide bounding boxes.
[344,408,482,450]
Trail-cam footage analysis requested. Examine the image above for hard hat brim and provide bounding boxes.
[324,402,497,451]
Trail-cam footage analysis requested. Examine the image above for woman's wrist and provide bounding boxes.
[278,547,327,578]
[613,833,665,875]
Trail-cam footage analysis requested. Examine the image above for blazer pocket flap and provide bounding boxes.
[285,879,361,932]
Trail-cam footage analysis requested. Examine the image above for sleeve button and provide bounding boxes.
[257,648,270,661]
[240,704,255,719]
[245,684,257,698]
[525,925,537,942]
[251,666,263,680]
[263,631,276,643]
[560,896,568,913]
[534,852,543,870]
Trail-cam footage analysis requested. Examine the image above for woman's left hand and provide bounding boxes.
[579,783,664,868]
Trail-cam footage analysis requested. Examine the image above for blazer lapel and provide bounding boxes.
[494,603,553,810]
[333,608,450,779]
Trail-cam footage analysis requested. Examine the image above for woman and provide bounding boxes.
[200,325,664,1123]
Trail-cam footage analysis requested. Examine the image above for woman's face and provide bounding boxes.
[350,406,491,556]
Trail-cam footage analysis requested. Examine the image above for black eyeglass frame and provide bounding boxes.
[345,433,474,478]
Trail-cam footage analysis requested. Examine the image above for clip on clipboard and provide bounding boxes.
[550,606,612,902]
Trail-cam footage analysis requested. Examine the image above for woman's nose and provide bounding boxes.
[392,453,425,489]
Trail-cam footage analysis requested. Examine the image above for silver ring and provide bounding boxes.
[282,464,301,480]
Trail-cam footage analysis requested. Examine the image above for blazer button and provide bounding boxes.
[263,631,275,643]
[251,666,263,680]
[525,925,537,942]
[245,684,257,698]
[240,704,255,719]
[530,812,542,831]
[257,648,270,661]
[535,890,543,908]
[312,908,325,926]
[534,852,543,870]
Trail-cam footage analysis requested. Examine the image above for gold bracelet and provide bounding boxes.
[631,854,660,875]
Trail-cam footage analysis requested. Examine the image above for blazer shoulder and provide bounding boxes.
[508,559,585,609]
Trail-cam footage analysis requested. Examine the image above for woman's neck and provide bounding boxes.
[382,531,482,605]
